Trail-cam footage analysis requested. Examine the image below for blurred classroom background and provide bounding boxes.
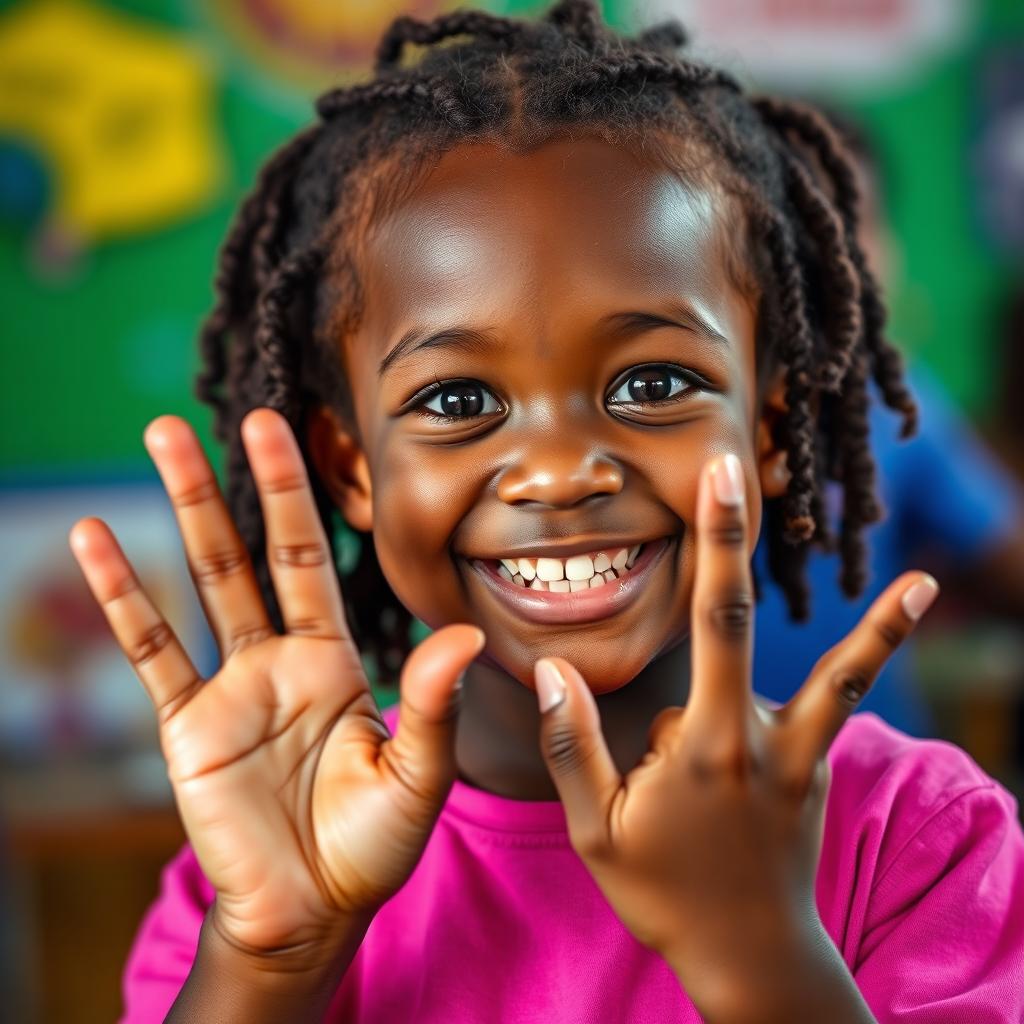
[1,0,1023,1020]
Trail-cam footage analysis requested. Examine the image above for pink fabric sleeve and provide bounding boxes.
[119,844,213,1024]
[854,780,1024,1022]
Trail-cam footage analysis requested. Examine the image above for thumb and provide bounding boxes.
[383,623,485,804]
[535,658,621,855]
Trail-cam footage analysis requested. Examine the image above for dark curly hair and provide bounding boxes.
[195,0,918,684]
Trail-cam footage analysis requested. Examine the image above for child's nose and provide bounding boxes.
[495,447,624,507]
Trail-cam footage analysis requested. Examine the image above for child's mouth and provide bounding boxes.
[467,537,674,625]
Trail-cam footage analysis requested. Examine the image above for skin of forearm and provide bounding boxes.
[669,917,877,1024]
[165,908,372,1024]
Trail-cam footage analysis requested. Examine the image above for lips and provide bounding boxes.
[467,536,675,625]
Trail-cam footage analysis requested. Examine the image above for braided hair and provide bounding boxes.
[195,0,917,683]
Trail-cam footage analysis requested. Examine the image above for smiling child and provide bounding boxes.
[70,2,1024,1022]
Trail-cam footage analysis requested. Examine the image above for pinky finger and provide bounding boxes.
[783,571,939,763]
[70,518,203,722]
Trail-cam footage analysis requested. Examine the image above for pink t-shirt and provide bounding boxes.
[122,708,1024,1022]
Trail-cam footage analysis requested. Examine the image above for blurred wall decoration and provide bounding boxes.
[972,43,1024,254]
[0,484,212,760]
[1,0,1023,1020]
[638,0,969,85]
[209,0,461,92]
[0,0,224,274]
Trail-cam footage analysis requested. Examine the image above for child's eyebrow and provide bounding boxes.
[376,301,729,380]
[379,326,498,379]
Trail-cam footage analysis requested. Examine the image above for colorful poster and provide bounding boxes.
[0,0,223,265]
[0,481,215,760]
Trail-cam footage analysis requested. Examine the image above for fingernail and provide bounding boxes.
[713,453,744,506]
[535,660,566,714]
[901,575,938,621]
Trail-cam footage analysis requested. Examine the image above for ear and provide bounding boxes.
[306,405,373,533]
[755,367,791,500]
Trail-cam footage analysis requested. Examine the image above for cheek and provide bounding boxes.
[369,443,480,626]
[661,417,762,564]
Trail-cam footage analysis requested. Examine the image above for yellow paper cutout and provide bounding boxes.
[0,0,223,240]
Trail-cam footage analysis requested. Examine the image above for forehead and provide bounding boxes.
[349,136,744,362]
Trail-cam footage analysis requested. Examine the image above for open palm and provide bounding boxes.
[70,410,483,954]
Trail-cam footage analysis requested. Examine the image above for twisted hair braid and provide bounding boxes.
[546,0,604,49]
[196,125,323,435]
[195,0,918,679]
[753,96,918,438]
[834,351,882,596]
[774,149,862,393]
[374,9,525,74]
[636,21,689,52]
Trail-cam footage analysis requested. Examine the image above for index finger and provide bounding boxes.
[686,453,755,739]
[242,408,349,640]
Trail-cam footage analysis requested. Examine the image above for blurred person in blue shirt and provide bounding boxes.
[752,114,1024,736]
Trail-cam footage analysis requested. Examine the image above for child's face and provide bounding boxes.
[314,136,786,693]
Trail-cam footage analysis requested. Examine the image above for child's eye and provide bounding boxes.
[606,364,702,406]
[416,380,504,421]
[407,365,704,424]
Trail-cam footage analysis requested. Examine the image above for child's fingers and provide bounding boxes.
[686,454,755,742]
[534,657,621,856]
[380,624,486,805]
[69,518,202,720]
[144,416,275,659]
[782,572,939,764]
[242,409,350,641]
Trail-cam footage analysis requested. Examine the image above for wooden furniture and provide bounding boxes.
[2,756,185,1024]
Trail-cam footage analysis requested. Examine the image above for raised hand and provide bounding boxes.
[532,453,938,1017]
[69,410,484,958]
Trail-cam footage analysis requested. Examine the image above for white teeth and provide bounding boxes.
[536,557,565,582]
[503,565,622,591]
[493,542,651,590]
[509,548,635,577]
[565,554,594,581]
